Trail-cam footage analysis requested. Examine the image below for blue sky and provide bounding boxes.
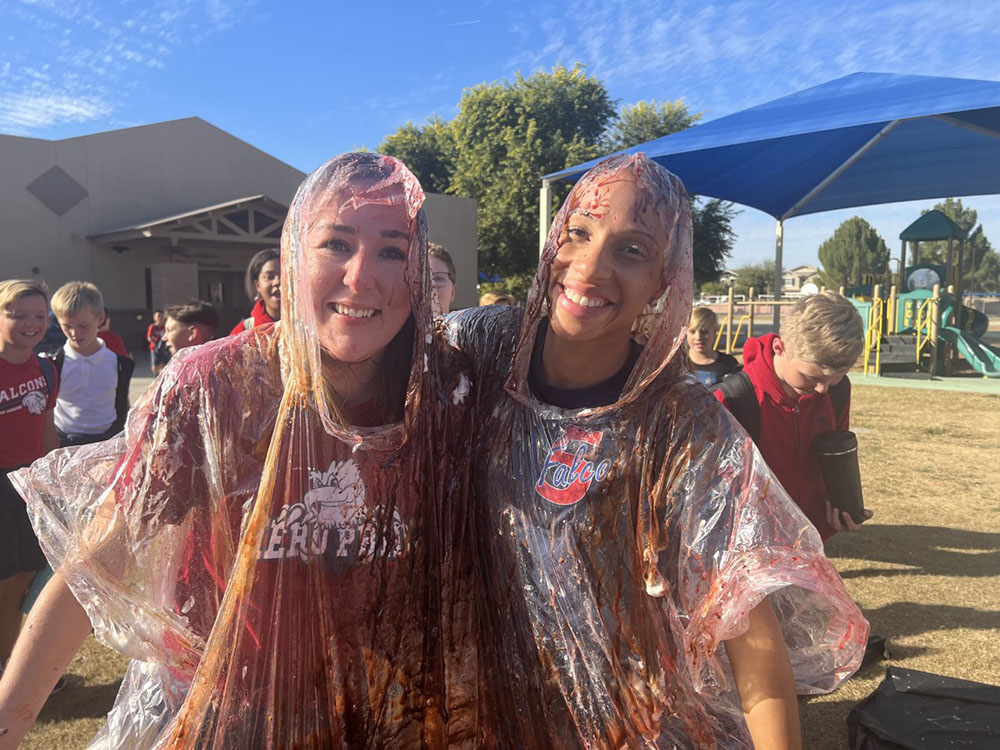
[4,0,1000,272]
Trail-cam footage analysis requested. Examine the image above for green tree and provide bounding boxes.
[379,77,737,282]
[698,280,730,296]
[691,198,738,285]
[916,198,999,292]
[601,99,702,153]
[450,65,615,276]
[974,251,1000,293]
[599,98,737,284]
[379,116,455,195]
[732,260,776,297]
[477,271,535,305]
[817,217,890,289]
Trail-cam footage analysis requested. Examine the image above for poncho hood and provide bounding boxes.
[279,152,432,449]
[505,152,693,414]
[743,333,797,407]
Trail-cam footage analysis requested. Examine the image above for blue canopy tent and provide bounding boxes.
[542,72,1000,324]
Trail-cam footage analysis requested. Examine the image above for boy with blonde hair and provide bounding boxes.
[478,291,516,306]
[715,291,870,539]
[0,280,58,664]
[687,306,740,387]
[49,282,133,447]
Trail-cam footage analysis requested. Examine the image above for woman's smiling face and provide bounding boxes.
[305,189,413,365]
[548,177,669,347]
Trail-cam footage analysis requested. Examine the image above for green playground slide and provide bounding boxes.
[938,326,1000,377]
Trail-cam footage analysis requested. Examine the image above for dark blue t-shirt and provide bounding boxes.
[692,352,740,388]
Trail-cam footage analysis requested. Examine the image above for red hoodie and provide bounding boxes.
[229,298,276,336]
[714,333,850,540]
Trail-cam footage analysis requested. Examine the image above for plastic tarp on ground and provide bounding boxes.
[545,72,1000,221]
[848,667,1000,748]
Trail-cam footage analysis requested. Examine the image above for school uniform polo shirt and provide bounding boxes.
[54,340,118,436]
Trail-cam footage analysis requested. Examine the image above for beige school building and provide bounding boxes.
[1,118,478,353]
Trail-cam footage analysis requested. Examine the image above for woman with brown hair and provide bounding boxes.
[0,154,477,748]
[449,153,867,749]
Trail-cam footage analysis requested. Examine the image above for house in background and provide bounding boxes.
[1,118,477,353]
[718,268,739,287]
[782,264,821,293]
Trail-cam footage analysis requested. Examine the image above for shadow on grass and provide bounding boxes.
[35,676,122,723]
[799,694,858,750]
[863,601,1000,639]
[826,524,1000,578]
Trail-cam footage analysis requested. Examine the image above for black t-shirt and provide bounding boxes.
[691,352,741,388]
[527,323,641,409]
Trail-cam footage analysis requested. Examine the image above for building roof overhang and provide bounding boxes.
[89,195,287,247]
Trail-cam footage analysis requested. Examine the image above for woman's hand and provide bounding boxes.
[724,597,802,750]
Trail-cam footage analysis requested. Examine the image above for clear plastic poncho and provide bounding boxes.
[13,153,478,749]
[448,153,868,749]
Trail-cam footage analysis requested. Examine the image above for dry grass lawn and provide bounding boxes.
[21,383,1000,749]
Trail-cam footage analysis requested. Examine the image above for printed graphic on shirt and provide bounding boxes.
[536,425,612,506]
[0,374,48,416]
[695,369,724,388]
[259,459,405,563]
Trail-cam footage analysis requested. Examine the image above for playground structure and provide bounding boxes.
[710,283,999,378]
[710,211,1000,378]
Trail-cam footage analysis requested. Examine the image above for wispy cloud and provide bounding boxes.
[496,0,1000,267]
[0,91,111,129]
[0,0,256,134]
[503,0,1000,118]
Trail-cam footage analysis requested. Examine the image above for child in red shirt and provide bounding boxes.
[715,292,872,539]
[0,279,58,663]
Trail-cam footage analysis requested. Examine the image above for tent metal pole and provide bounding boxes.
[539,180,554,257]
[782,120,902,220]
[773,219,784,329]
[932,115,1000,143]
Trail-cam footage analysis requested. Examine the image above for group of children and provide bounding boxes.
[0,275,257,681]
[0,279,138,677]
[688,291,871,538]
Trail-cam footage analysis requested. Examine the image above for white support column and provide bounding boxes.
[773,219,784,329]
[539,180,554,256]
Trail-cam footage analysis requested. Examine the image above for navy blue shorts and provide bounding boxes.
[0,468,47,580]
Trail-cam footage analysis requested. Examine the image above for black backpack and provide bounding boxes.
[716,371,850,444]
[35,355,57,401]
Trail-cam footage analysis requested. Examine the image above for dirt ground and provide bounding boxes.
[20,383,1000,749]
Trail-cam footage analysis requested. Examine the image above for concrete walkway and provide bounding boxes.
[853,371,1000,395]
[128,375,153,405]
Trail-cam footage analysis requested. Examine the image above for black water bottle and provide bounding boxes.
[813,430,866,525]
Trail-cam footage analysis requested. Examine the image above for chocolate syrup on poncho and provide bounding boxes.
[13,154,477,749]
[448,153,868,749]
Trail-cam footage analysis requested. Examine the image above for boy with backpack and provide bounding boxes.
[0,280,58,664]
[714,291,872,540]
[49,282,133,447]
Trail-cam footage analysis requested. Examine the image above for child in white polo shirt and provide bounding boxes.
[49,282,134,447]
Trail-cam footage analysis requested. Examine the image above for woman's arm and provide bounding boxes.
[0,572,92,748]
[724,597,801,750]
